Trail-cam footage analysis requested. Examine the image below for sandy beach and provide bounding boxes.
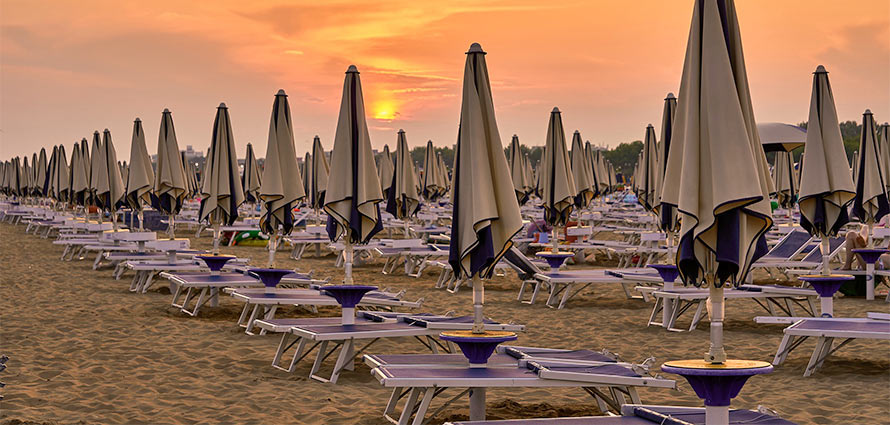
[1,222,888,425]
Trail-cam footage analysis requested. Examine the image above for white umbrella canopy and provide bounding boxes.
[851,150,859,183]
[422,140,445,202]
[95,129,126,225]
[153,109,189,235]
[660,0,774,366]
[508,135,530,204]
[45,147,57,199]
[437,151,450,194]
[539,107,576,229]
[126,118,155,216]
[88,131,104,211]
[638,124,658,212]
[307,135,330,210]
[385,130,421,219]
[199,103,245,227]
[34,148,48,197]
[656,93,679,233]
[378,144,394,199]
[772,151,796,209]
[69,143,89,208]
[759,122,807,153]
[301,152,310,198]
[10,157,23,197]
[448,42,522,334]
[583,141,600,198]
[243,143,262,205]
[595,149,609,195]
[798,65,855,274]
[879,122,890,195]
[850,109,890,228]
[55,145,69,203]
[259,90,306,237]
[570,131,594,208]
[324,65,385,283]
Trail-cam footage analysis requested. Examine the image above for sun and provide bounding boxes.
[372,100,398,121]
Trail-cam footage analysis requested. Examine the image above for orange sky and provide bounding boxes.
[1,0,888,160]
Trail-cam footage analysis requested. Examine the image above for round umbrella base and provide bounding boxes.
[196,254,236,274]
[648,264,680,284]
[535,251,574,270]
[798,274,854,317]
[321,285,378,325]
[439,330,518,367]
[661,359,772,411]
[851,248,888,265]
[249,268,292,291]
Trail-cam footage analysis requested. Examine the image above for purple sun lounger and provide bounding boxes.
[265,314,524,384]
[228,287,421,335]
[444,404,797,425]
[770,314,890,376]
[162,272,263,316]
[371,358,674,425]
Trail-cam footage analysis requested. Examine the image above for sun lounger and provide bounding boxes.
[768,313,890,376]
[761,236,845,277]
[640,285,818,331]
[262,314,524,384]
[125,256,248,293]
[161,271,263,316]
[503,248,623,309]
[443,404,797,424]
[227,286,421,335]
[370,353,674,425]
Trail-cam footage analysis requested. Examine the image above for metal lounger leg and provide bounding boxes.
[688,300,707,331]
[411,389,435,425]
[804,337,831,377]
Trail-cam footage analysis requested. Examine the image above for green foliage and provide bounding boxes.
[603,140,643,176]
[798,120,861,163]
[407,145,454,170]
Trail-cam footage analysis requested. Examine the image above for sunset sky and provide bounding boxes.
[1,0,888,160]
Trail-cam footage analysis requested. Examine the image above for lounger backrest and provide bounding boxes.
[502,247,542,279]
[800,236,845,263]
[765,230,811,259]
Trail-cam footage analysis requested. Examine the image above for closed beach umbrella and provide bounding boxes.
[437,152,450,195]
[660,0,773,365]
[88,132,103,212]
[448,42,522,340]
[539,107,576,252]
[153,109,189,237]
[34,148,48,198]
[80,138,90,199]
[595,149,609,195]
[638,124,658,212]
[306,135,330,212]
[851,150,859,183]
[11,157,23,197]
[584,142,600,199]
[878,122,890,195]
[96,129,126,228]
[378,145,394,199]
[570,131,594,209]
[126,118,155,229]
[45,147,57,199]
[385,129,421,220]
[258,90,306,264]
[69,144,89,209]
[773,150,796,209]
[323,65,385,284]
[242,143,262,205]
[55,145,69,203]
[301,152,311,197]
[850,109,889,239]
[798,65,855,274]
[656,93,679,233]
[199,102,245,253]
[508,135,529,204]
[422,140,444,202]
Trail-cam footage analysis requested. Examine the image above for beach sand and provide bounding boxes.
[1,222,888,424]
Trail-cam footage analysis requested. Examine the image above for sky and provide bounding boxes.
[1,0,888,161]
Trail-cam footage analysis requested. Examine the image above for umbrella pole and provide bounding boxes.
[138,210,144,232]
[112,209,118,231]
[213,220,221,255]
[268,229,278,267]
[867,220,874,248]
[472,275,485,333]
[168,214,175,239]
[551,226,559,253]
[344,230,354,285]
[706,281,726,364]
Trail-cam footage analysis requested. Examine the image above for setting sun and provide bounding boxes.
[372,101,399,121]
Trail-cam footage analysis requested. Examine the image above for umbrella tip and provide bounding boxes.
[134,117,141,123]
[647,123,654,128]
[398,128,405,134]
[574,130,580,134]
[347,64,359,73]
[467,43,485,54]
[218,102,228,109]
[815,65,827,73]
[163,108,170,113]
[666,92,676,99]
[94,130,99,134]
[865,109,872,115]
[276,89,287,96]
[551,107,560,113]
